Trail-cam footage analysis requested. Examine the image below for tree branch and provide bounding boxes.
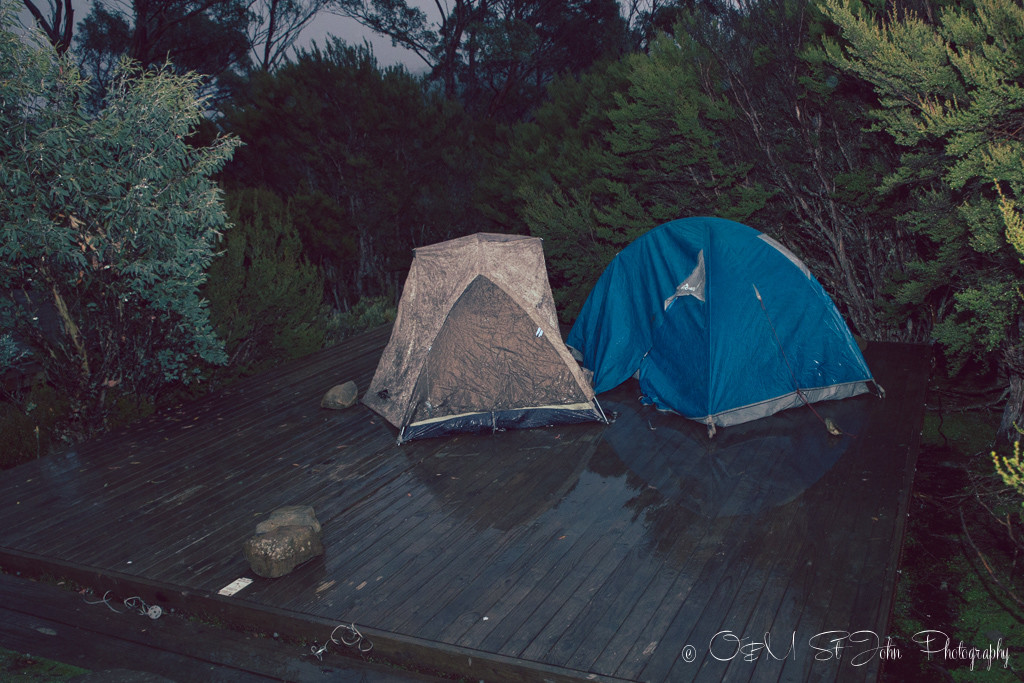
[960,506,1024,609]
[22,0,74,53]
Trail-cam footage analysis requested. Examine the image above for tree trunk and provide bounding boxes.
[51,282,89,378]
[1001,342,1024,442]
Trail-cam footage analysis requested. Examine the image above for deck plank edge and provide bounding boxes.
[0,547,636,683]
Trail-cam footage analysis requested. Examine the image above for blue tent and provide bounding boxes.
[566,217,879,429]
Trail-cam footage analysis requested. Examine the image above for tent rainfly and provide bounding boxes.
[364,233,607,443]
[566,217,881,432]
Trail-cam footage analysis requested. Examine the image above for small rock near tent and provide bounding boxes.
[566,217,880,430]
[364,233,607,443]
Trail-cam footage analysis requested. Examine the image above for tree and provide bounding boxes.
[459,0,628,119]
[477,59,632,315]
[69,0,337,92]
[75,0,252,107]
[0,1,241,433]
[124,0,250,70]
[668,0,917,341]
[246,0,335,70]
[483,34,769,319]
[484,1,916,332]
[219,40,483,308]
[328,0,452,84]
[74,3,132,109]
[823,0,1024,438]
[330,0,627,119]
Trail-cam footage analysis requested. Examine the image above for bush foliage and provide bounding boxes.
[204,187,327,379]
[326,296,397,344]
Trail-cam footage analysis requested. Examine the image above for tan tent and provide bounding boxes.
[363,233,606,443]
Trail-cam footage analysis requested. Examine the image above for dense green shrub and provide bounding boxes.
[204,188,327,379]
[824,0,1024,436]
[0,380,69,469]
[325,296,397,344]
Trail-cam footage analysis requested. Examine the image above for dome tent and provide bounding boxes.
[566,217,879,431]
[364,233,607,443]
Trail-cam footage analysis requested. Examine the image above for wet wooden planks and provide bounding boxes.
[0,572,438,682]
[0,330,929,683]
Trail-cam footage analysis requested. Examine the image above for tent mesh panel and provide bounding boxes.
[408,275,588,425]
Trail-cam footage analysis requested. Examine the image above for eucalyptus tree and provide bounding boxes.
[0,0,240,433]
[76,0,251,70]
[246,0,337,70]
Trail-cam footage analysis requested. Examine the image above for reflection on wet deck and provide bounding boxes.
[0,325,928,682]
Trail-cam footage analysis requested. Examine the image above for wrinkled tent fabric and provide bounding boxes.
[566,217,878,429]
[364,233,606,443]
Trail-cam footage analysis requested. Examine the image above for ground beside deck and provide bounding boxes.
[0,326,929,682]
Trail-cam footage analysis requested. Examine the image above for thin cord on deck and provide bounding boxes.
[306,622,374,661]
[83,590,162,618]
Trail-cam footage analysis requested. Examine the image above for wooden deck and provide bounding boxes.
[0,325,929,682]
[0,570,437,682]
